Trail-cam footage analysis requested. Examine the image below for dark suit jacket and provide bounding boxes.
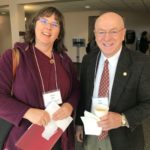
[76,46,150,150]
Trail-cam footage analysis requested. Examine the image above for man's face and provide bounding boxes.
[94,13,126,57]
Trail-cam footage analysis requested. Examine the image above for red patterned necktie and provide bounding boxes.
[98,59,109,140]
[98,59,109,97]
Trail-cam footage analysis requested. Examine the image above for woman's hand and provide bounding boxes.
[23,108,50,126]
[52,103,73,121]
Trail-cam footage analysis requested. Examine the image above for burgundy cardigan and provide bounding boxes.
[0,42,80,150]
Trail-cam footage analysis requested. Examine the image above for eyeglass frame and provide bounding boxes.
[94,28,125,37]
[38,17,60,28]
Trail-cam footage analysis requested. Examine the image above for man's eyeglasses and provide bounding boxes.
[38,17,59,28]
[95,28,125,37]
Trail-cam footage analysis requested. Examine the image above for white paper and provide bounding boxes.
[84,111,100,121]
[56,116,73,131]
[42,102,73,140]
[81,110,102,136]
[42,121,57,140]
[81,117,102,135]
[45,102,60,115]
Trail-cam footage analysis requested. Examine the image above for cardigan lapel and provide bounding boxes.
[109,47,132,110]
[24,46,44,108]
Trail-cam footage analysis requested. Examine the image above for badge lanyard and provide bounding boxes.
[33,46,58,93]
[94,51,101,80]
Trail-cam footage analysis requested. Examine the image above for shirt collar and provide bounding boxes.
[101,47,122,65]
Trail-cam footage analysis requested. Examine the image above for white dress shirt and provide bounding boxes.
[92,48,122,112]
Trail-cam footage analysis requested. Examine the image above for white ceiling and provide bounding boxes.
[1,0,150,15]
[24,0,150,13]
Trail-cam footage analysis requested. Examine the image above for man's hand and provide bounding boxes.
[76,125,84,142]
[97,111,122,131]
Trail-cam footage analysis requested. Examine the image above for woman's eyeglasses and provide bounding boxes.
[38,17,59,28]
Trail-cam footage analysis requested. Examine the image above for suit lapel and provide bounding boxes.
[87,51,101,105]
[110,47,132,109]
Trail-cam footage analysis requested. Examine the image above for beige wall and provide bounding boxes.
[63,10,150,62]
[64,10,99,62]
[1,10,150,59]
[0,15,11,53]
[119,11,150,38]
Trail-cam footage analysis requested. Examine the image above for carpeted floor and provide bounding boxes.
[143,118,150,150]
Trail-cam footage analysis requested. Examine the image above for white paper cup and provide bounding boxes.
[94,104,109,117]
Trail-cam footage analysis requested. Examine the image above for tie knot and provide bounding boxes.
[105,59,109,65]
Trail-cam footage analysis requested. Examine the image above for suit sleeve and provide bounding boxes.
[124,57,150,129]
[75,54,89,125]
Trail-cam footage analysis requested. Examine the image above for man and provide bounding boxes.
[75,12,150,150]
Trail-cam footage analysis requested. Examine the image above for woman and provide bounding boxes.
[0,7,79,150]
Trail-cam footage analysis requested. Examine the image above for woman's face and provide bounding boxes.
[35,14,60,46]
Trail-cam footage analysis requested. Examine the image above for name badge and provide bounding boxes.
[92,97,109,106]
[43,90,62,108]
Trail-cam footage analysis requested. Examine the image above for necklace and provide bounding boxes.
[33,45,59,92]
[49,53,55,64]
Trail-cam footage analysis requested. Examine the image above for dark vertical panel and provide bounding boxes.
[88,16,98,41]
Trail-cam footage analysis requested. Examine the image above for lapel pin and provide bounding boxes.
[123,72,127,76]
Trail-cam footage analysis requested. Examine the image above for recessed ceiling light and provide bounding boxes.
[85,5,90,9]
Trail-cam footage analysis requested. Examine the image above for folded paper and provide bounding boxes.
[16,102,72,150]
[81,111,102,136]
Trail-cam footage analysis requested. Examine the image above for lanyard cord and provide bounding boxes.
[52,52,59,90]
[94,51,101,80]
[33,46,58,93]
